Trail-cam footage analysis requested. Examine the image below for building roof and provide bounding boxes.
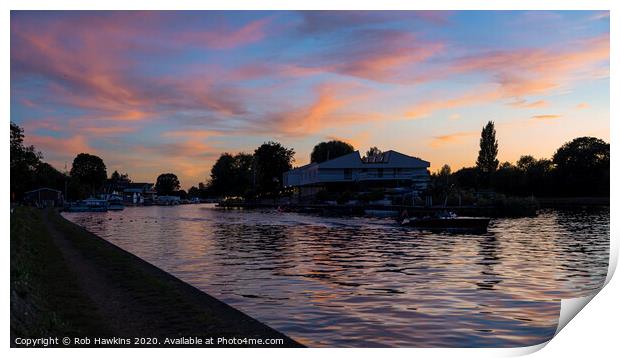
[312,150,430,169]
[24,187,62,194]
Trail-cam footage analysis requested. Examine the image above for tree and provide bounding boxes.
[310,140,354,163]
[188,186,200,198]
[452,167,479,190]
[364,146,382,160]
[431,164,454,199]
[254,141,295,196]
[210,153,236,196]
[516,155,553,196]
[10,122,43,199]
[476,121,499,174]
[552,137,609,196]
[109,170,129,183]
[209,153,254,197]
[34,162,67,192]
[70,153,107,196]
[155,173,180,195]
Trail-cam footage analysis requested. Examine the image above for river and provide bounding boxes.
[63,205,609,347]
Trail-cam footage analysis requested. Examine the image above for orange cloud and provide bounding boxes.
[268,83,384,136]
[326,132,371,149]
[163,130,222,139]
[430,131,477,147]
[509,99,548,108]
[27,134,95,165]
[79,126,137,135]
[531,114,561,120]
[576,102,590,110]
[406,89,501,119]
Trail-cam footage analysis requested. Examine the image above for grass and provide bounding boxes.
[10,207,302,347]
[10,207,110,341]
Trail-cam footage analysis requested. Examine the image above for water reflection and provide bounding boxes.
[63,205,609,347]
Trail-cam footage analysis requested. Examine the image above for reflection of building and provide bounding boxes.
[283,150,430,199]
[122,183,156,205]
[24,188,64,207]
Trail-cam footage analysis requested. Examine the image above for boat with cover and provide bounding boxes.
[65,198,109,212]
[399,211,490,232]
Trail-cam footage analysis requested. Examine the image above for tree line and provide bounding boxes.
[11,120,610,202]
[432,121,610,198]
[11,122,191,200]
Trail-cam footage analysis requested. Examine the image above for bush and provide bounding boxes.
[492,195,539,217]
[336,191,354,205]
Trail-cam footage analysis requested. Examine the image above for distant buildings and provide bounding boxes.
[121,183,156,205]
[23,188,64,207]
[283,150,430,200]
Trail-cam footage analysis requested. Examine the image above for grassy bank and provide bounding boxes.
[10,207,302,347]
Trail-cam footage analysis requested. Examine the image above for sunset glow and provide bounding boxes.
[11,11,609,188]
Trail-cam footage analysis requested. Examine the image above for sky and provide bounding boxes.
[11,11,610,189]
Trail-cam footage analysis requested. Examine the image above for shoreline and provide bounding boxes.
[10,207,303,348]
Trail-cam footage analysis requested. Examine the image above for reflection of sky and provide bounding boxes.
[11,11,609,188]
[62,206,609,347]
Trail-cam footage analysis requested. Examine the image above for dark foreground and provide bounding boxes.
[10,207,302,348]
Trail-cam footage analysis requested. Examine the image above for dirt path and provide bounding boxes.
[38,209,302,347]
[42,210,150,337]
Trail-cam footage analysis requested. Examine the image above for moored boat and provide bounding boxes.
[107,195,125,211]
[399,211,490,232]
[65,198,109,212]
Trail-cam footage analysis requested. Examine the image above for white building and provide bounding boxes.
[283,150,430,197]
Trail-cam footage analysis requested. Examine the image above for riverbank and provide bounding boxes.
[10,207,302,347]
[537,197,610,207]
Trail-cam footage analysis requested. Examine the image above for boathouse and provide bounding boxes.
[283,150,430,199]
[23,187,64,207]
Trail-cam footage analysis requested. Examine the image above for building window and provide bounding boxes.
[344,168,352,180]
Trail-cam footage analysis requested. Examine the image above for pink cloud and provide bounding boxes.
[296,29,444,83]
[448,34,609,99]
[179,18,270,49]
[27,134,95,163]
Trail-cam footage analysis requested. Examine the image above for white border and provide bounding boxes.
[3,1,616,358]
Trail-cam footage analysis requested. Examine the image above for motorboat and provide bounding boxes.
[65,198,109,212]
[399,211,490,232]
[107,195,125,211]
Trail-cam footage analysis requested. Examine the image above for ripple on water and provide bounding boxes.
[63,205,609,347]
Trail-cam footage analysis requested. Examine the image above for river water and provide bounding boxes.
[63,205,609,347]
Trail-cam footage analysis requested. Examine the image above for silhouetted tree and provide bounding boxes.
[493,162,525,195]
[70,153,107,197]
[209,152,253,197]
[10,122,44,199]
[254,141,295,196]
[431,164,455,199]
[552,137,609,196]
[476,121,499,174]
[155,173,180,195]
[188,186,200,198]
[33,162,67,192]
[364,146,382,160]
[310,140,354,163]
[452,167,479,190]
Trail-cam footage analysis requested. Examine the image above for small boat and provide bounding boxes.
[365,209,400,218]
[107,195,125,211]
[399,211,490,232]
[65,198,109,212]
